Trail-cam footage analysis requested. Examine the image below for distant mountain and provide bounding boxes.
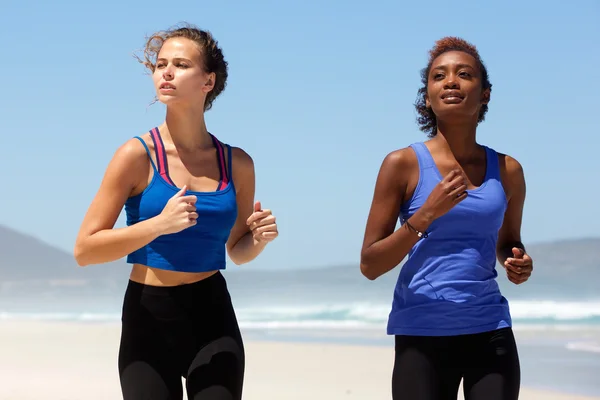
[497,237,600,296]
[0,224,80,281]
[1,224,599,304]
[223,238,600,302]
[0,225,130,300]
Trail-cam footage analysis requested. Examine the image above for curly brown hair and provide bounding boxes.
[415,37,492,137]
[136,23,228,111]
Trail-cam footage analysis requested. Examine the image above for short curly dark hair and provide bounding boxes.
[415,37,492,137]
[136,23,228,111]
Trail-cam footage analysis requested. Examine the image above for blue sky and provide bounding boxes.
[1,0,598,270]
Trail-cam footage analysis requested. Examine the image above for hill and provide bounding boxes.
[0,225,129,300]
[1,225,599,302]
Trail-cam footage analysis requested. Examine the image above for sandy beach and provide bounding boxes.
[0,321,597,400]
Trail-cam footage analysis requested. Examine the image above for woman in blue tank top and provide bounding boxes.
[73,23,278,400]
[360,37,533,400]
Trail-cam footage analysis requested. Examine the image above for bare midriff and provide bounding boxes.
[129,264,219,287]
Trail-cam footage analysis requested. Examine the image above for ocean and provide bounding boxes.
[1,264,599,396]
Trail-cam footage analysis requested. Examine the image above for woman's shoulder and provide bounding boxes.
[493,149,524,177]
[228,145,253,168]
[494,150,525,199]
[107,132,150,160]
[380,145,420,171]
[111,134,154,166]
[93,134,153,194]
[225,145,255,186]
[100,134,155,183]
[372,146,421,193]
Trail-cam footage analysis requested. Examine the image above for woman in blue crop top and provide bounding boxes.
[360,37,533,400]
[74,23,278,400]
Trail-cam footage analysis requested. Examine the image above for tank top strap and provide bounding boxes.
[410,142,435,170]
[133,136,158,173]
[226,143,233,182]
[210,134,229,190]
[149,127,176,186]
[483,145,501,181]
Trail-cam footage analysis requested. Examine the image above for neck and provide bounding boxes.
[432,119,479,160]
[161,104,212,150]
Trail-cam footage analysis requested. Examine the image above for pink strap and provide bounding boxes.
[211,134,228,190]
[150,128,175,186]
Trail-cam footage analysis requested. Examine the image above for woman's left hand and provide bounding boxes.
[246,201,278,243]
[504,247,533,285]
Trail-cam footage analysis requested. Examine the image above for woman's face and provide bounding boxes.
[426,51,489,124]
[152,37,215,108]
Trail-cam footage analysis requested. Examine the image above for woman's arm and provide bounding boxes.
[226,147,278,265]
[496,154,533,285]
[360,149,433,280]
[74,139,197,266]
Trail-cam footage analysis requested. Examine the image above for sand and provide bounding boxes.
[0,321,597,400]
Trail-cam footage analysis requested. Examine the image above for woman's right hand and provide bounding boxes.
[156,185,198,235]
[421,169,468,220]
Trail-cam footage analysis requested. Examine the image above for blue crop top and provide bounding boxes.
[388,142,510,336]
[124,127,238,273]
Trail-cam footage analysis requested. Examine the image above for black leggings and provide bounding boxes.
[392,328,520,400]
[118,272,245,400]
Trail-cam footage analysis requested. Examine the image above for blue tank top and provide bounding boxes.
[388,142,511,336]
[124,127,238,273]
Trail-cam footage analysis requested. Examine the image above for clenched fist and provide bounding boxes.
[156,185,198,235]
[246,201,278,243]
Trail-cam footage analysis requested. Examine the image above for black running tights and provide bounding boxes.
[118,272,245,400]
[392,328,520,400]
